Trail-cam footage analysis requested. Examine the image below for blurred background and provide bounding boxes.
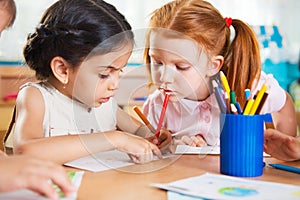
[0,0,299,146]
[0,0,299,89]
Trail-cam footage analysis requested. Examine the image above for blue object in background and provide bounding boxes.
[0,61,25,66]
[271,26,283,48]
[256,25,283,49]
[262,59,288,90]
[126,63,142,67]
[262,59,299,91]
[252,25,299,91]
[133,96,148,101]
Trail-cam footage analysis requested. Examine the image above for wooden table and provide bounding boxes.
[75,155,300,200]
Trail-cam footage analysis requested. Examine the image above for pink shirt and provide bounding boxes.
[143,71,285,146]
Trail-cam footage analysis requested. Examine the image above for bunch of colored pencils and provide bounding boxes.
[212,71,268,115]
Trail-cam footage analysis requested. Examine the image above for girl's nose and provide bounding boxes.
[108,73,120,91]
[160,65,175,84]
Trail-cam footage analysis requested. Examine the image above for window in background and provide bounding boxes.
[0,0,57,62]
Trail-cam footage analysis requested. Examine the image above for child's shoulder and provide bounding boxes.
[255,71,286,113]
[20,81,50,91]
[256,71,282,90]
[19,82,44,96]
[16,82,46,110]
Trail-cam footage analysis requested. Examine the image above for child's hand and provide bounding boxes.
[0,155,76,199]
[181,134,207,147]
[115,133,162,164]
[145,128,172,150]
[264,129,300,161]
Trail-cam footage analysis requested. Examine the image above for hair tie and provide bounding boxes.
[225,17,232,27]
[224,17,235,43]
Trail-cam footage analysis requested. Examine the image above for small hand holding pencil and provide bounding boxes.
[133,97,172,151]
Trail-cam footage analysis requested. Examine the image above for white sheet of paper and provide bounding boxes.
[64,150,173,172]
[168,191,205,200]
[175,145,270,157]
[175,145,220,155]
[152,173,300,200]
[64,150,133,172]
[0,171,84,200]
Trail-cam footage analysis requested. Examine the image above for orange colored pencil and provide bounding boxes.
[133,106,156,133]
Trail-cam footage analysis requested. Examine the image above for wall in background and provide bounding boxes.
[0,1,55,62]
[0,0,299,64]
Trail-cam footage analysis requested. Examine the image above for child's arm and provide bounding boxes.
[116,107,143,135]
[13,86,161,164]
[272,91,297,136]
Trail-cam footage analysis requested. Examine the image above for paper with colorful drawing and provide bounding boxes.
[151,173,300,200]
[0,171,84,200]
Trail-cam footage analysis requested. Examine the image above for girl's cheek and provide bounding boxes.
[151,71,161,84]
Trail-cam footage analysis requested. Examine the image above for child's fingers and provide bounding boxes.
[128,142,161,163]
[33,163,76,199]
[181,136,195,146]
[27,176,59,200]
[128,151,154,164]
[151,143,163,159]
[158,132,168,144]
[158,131,172,149]
[145,135,159,145]
[152,137,159,144]
[192,135,207,147]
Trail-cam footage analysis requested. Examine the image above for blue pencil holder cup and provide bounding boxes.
[220,114,264,177]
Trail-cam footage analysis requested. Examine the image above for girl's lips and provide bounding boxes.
[159,88,174,95]
[159,87,173,92]
[99,97,110,103]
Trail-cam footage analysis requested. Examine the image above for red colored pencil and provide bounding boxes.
[155,93,170,138]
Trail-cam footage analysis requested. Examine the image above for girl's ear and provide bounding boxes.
[50,56,69,84]
[207,55,224,77]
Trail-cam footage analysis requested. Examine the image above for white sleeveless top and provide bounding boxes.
[20,82,118,137]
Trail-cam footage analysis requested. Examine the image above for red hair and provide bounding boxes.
[144,0,261,107]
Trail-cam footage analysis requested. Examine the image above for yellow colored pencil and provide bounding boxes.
[243,99,254,115]
[220,71,230,97]
[249,84,267,115]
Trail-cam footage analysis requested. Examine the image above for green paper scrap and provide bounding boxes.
[52,171,76,198]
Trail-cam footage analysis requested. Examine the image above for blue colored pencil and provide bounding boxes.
[269,164,300,174]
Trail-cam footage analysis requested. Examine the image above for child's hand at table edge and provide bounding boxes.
[181,134,207,147]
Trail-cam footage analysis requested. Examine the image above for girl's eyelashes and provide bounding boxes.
[98,73,110,79]
[152,63,163,67]
[98,68,124,79]
[98,68,111,79]
[150,58,191,71]
[176,65,190,71]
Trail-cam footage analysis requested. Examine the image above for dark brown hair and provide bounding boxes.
[24,0,134,80]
